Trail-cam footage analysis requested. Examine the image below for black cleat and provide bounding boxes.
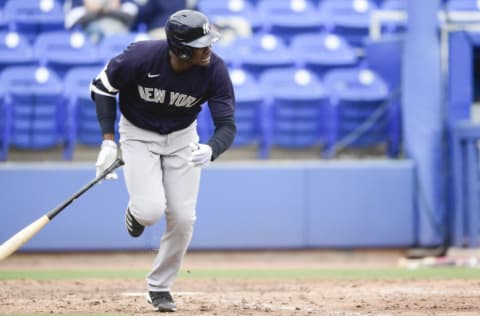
[147,291,177,312]
[125,208,144,238]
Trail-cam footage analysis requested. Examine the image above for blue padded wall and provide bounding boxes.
[0,161,415,251]
[305,161,415,247]
[0,166,149,250]
[403,0,445,246]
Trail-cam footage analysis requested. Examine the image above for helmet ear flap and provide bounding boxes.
[167,37,193,60]
[177,45,193,60]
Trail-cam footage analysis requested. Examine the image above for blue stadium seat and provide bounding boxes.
[0,65,71,160]
[234,34,296,78]
[4,0,65,43]
[229,68,264,149]
[323,67,400,157]
[0,83,9,161]
[0,31,35,71]
[256,0,324,43]
[34,30,104,78]
[197,68,264,155]
[319,0,378,47]
[364,36,403,157]
[259,67,328,158]
[0,3,8,32]
[290,32,358,78]
[365,36,402,92]
[98,32,150,62]
[213,42,242,67]
[63,66,108,152]
[197,0,263,33]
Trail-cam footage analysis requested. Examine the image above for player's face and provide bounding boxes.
[190,46,212,66]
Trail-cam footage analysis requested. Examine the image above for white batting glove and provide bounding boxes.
[188,143,212,168]
[95,140,119,179]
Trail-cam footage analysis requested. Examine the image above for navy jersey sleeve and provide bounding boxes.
[206,59,236,160]
[207,60,235,119]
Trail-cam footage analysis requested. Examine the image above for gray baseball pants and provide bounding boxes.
[119,116,201,292]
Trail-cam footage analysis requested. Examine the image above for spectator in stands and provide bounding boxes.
[133,0,189,39]
[64,0,139,43]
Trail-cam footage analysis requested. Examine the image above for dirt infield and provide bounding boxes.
[1,250,480,316]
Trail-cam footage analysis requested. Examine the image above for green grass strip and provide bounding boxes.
[2,267,480,280]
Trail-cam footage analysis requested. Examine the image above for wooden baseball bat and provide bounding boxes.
[0,158,124,261]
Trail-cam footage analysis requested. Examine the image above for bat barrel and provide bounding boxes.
[0,215,50,261]
[0,158,124,261]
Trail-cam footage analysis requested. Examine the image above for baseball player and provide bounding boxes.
[90,9,236,312]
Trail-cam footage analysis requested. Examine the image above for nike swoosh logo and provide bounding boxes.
[147,73,160,78]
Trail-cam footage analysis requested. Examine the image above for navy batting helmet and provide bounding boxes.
[165,10,220,60]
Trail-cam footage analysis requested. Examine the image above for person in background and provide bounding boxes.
[90,9,236,312]
[64,0,139,43]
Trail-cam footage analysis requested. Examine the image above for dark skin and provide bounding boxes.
[102,45,213,141]
[169,46,213,72]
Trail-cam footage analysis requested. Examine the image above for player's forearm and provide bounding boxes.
[208,115,236,161]
[90,77,118,136]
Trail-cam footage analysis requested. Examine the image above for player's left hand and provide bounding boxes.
[188,143,212,168]
[96,140,119,179]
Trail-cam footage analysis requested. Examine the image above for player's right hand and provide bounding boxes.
[95,140,119,180]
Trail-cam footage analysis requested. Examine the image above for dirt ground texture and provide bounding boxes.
[1,250,480,316]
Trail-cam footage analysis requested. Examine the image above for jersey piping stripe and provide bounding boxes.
[98,67,119,94]
[90,83,116,98]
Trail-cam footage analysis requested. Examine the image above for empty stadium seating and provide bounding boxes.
[4,0,65,42]
[291,32,358,78]
[197,0,263,33]
[259,67,328,158]
[197,68,264,154]
[234,34,296,78]
[0,31,35,71]
[322,66,399,157]
[97,31,150,62]
[256,0,324,43]
[63,66,107,152]
[319,0,378,47]
[0,0,410,160]
[0,65,71,160]
[34,30,103,78]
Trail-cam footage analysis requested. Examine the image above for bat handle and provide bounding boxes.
[102,157,125,178]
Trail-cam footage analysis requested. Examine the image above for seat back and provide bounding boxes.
[323,67,398,156]
[230,68,263,148]
[0,84,9,160]
[4,0,65,42]
[0,65,67,156]
[235,34,295,78]
[257,0,323,43]
[34,30,103,78]
[291,32,358,77]
[319,0,378,46]
[64,65,112,147]
[197,0,262,32]
[259,67,327,157]
[98,32,150,62]
[197,68,264,155]
[0,31,35,71]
